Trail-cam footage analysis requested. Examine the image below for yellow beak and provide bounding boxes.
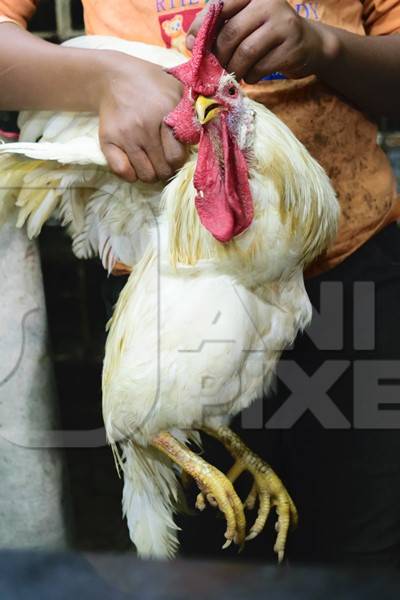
[195,95,223,125]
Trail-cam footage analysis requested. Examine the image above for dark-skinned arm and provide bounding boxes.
[310,23,400,118]
[187,0,400,118]
[0,23,186,182]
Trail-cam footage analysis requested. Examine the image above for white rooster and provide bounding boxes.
[0,2,339,562]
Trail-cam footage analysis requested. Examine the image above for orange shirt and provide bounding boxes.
[1,0,400,275]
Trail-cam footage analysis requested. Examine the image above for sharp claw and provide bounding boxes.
[245,530,259,541]
[222,538,232,550]
[195,493,206,511]
[193,428,296,561]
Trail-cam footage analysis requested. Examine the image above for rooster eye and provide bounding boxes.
[228,86,237,96]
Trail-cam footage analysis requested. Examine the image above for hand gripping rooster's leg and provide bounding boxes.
[199,426,298,562]
[152,431,246,548]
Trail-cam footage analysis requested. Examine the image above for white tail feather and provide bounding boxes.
[121,441,180,559]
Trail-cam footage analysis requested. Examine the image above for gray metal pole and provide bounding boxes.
[0,222,70,549]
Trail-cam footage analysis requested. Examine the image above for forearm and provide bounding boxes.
[312,23,400,118]
[0,23,108,112]
[0,24,186,182]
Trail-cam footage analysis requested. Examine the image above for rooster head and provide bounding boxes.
[164,0,255,244]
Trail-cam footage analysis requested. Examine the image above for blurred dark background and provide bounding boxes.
[1,0,400,557]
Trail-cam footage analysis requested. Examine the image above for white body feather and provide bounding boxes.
[0,35,339,558]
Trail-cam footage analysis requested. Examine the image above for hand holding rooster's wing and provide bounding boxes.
[98,55,187,182]
[186,0,326,83]
[0,24,187,184]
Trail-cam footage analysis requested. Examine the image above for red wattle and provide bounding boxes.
[194,116,253,243]
[164,95,200,145]
[164,1,254,244]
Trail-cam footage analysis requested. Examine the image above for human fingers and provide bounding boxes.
[244,39,303,83]
[214,5,267,69]
[143,130,177,181]
[186,0,250,50]
[226,23,283,81]
[101,141,137,183]
[161,123,188,173]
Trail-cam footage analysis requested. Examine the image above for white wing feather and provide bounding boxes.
[0,140,106,165]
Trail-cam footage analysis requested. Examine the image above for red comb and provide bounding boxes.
[167,0,225,96]
[164,1,254,244]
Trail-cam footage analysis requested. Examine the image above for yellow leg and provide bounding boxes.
[201,426,298,562]
[152,431,246,549]
[196,455,244,510]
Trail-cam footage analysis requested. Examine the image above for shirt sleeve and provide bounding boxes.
[0,0,37,29]
[363,0,400,35]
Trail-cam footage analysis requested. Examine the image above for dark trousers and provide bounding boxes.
[231,223,400,567]
[105,224,400,567]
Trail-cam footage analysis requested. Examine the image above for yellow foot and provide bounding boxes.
[152,431,246,549]
[201,426,298,562]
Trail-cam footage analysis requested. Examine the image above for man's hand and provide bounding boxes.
[186,0,326,83]
[186,0,400,118]
[0,24,187,184]
[98,54,186,183]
